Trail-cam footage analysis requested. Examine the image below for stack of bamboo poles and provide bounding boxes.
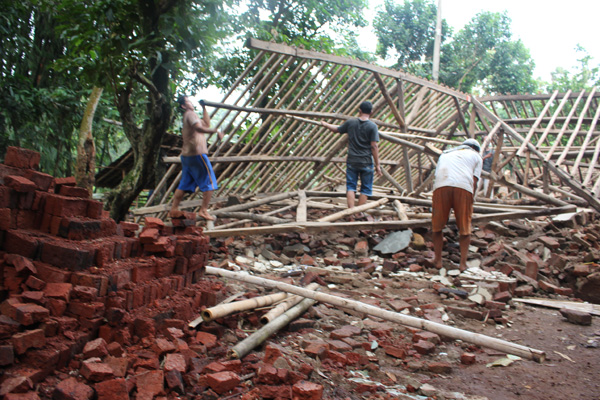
[192,267,546,362]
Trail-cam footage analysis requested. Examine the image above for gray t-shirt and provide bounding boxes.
[338,118,379,165]
[482,150,494,172]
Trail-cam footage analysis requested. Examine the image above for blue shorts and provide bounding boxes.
[346,163,374,196]
[178,154,219,193]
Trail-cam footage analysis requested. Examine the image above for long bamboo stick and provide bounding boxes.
[229,296,318,359]
[317,198,389,222]
[260,282,320,324]
[206,267,546,362]
[201,292,290,322]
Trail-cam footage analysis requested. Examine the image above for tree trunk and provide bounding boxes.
[105,66,171,222]
[76,86,103,193]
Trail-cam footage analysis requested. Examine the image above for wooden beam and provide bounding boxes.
[373,71,406,130]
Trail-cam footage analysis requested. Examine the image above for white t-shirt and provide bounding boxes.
[433,146,483,194]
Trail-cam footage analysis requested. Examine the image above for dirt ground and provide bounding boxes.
[202,213,600,400]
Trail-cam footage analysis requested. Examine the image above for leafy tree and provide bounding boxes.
[0,1,84,176]
[373,0,450,70]
[54,0,230,221]
[214,0,370,89]
[544,45,600,93]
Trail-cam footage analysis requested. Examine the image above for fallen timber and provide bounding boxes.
[205,266,546,362]
[203,205,576,237]
[230,296,319,360]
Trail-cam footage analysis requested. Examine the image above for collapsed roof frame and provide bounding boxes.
[134,38,600,224]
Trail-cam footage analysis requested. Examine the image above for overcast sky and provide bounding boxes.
[359,0,600,82]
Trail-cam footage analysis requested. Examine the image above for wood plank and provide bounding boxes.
[513,298,600,316]
[373,71,406,130]
[296,190,307,223]
[204,205,575,238]
[516,90,559,156]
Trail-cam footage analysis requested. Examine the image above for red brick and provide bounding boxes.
[21,291,45,305]
[12,329,46,354]
[257,364,279,384]
[13,304,50,326]
[40,240,95,271]
[413,340,436,355]
[525,261,539,279]
[119,221,139,237]
[45,194,89,218]
[4,147,40,170]
[94,378,129,400]
[257,385,292,399]
[153,338,176,355]
[555,286,574,296]
[195,331,217,349]
[133,317,156,339]
[83,338,108,359]
[5,392,41,400]
[85,200,104,219]
[573,264,591,277]
[71,272,108,296]
[538,236,560,249]
[164,353,186,373]
[5,254,36,275]
[412,331,441,344]
[0,344,15,366]
[3,230,41,259]
[493,291,512,303]
[514,284,535,297]
[303,341,329,358]
[560,308,592,325]
[383,345,406,359]
[58,185,90,199]
[80,361,114,382]
[329,325,361,340]
[53,377,94,400]
[292,381,323,400]
[139,228,160,244]
[43,283,72,302]
[205,371,241,395]
[135,370,164,399]
[22,171,53,192]
[0,376,34,397]
[427,362,452,374]
[144,217,165,230]
[68,301,105,319]
[323,349,347,365]
[446,306,485,320]
[5,175,37,193]
[0,207,12,230]
[46,299,67,317]
[538,280,559,293]
[461,352,476,365]
[72,286,98,302]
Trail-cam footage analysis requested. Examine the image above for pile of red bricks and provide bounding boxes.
[0,147,232,399]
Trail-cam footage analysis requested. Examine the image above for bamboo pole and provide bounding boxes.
[261,282,320,324]
[229,296,318,359]
[205,267,546,362]
[201,292,290,322]
[215,212,291,225]
[393,200,409,221]
[317,198,389,222]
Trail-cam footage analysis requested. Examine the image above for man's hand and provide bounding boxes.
[199,99,206,107]
[375,165,382,177]
[217,130,224,140]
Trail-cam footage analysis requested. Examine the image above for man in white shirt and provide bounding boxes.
[431,138,483,271]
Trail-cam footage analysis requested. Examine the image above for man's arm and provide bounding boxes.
[321,121,339,132]
[192,113,224,140]
[371,141,382,176]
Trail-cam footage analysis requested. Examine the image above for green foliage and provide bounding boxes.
[373,2,538,95]
[543,46,600,93]
[374,0,450,69]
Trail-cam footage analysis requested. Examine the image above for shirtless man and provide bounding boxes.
[170,95,223,220]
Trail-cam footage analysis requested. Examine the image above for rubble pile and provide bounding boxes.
[0,146,598,400]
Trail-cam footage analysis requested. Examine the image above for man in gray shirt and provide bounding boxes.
[322,101,382,209]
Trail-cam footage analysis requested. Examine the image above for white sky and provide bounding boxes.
[359,0,600,82]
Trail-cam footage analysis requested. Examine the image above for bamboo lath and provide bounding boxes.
[130,38,600,224]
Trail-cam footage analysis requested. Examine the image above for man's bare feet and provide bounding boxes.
[169,210,184,219]
[433,259,443,269]
[198,209,215,221]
